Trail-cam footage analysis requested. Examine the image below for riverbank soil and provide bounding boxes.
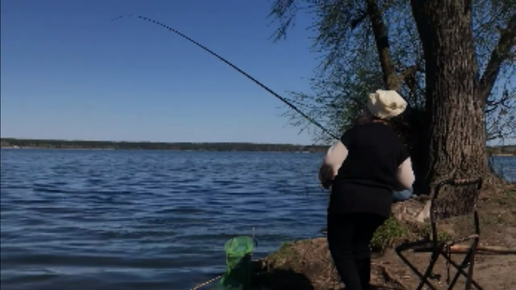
[253,185,516,290]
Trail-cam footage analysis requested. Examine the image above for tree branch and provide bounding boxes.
[351,11,368,30]
[366,0,398,90]
[485,91,512,114]
[399,65,419,82]
[351,0,392,31]
[478,13,516,104]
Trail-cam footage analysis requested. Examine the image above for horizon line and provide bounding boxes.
[0,137,327,147]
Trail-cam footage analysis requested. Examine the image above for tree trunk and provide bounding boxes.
[410,0,490,192]
[406,108,429,194]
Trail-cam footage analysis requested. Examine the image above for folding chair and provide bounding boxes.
[395,177,484,290]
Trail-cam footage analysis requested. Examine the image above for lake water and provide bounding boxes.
[1,149,514,290]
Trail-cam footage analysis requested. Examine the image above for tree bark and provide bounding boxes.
[410,0,490,191]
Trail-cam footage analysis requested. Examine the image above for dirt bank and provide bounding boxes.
[252,185,516,290]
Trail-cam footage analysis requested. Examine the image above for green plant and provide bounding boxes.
[371,217,409,251]
[437,231,453,241]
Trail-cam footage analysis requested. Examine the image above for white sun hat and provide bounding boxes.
[367,89,407,119]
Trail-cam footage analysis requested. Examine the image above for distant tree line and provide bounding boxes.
[487,145,516,156]
[0,138,329,153]
[1,138,514,155]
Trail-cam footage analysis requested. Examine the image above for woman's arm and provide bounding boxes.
[318,141,349,187]
[396,157,415,189]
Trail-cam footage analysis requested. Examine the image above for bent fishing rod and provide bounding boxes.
[111,15,339,140]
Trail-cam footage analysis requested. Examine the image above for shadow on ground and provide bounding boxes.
[252,268,314,290]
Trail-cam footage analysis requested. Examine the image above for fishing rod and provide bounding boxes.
[111,15,339,140]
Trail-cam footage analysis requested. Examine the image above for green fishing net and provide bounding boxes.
[218,236,255,290]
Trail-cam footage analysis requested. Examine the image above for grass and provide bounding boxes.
[321,216,456,252]
[265,241,297,265]
[320,216,437,251]
[371,217,410,251]
[437,231,453,241]
[280,241,294,250]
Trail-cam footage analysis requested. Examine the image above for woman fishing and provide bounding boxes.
[318,89,415,290]
[112,17,413,289]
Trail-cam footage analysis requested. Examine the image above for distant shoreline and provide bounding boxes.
[2,147,514,156]
[1,138,515,155]
[1,146,115,151]
[0,138,327,153]
[0,146,318,153]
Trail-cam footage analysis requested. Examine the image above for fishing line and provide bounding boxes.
[111,15,339,140]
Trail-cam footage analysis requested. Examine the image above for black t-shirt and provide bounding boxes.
[328,122,409,218]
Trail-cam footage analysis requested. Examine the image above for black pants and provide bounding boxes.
[327,212,386,290]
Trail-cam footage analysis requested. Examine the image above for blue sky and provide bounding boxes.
[1,0,322,145]
[2,1,514,146]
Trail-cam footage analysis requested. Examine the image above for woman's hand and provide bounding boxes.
[321,179,333,190]
[319,163,335,190]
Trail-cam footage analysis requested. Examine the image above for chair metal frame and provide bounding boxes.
[395,178,484,290]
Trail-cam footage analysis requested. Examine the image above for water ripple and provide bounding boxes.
[1,149,329,290]
[1,149,513,290]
